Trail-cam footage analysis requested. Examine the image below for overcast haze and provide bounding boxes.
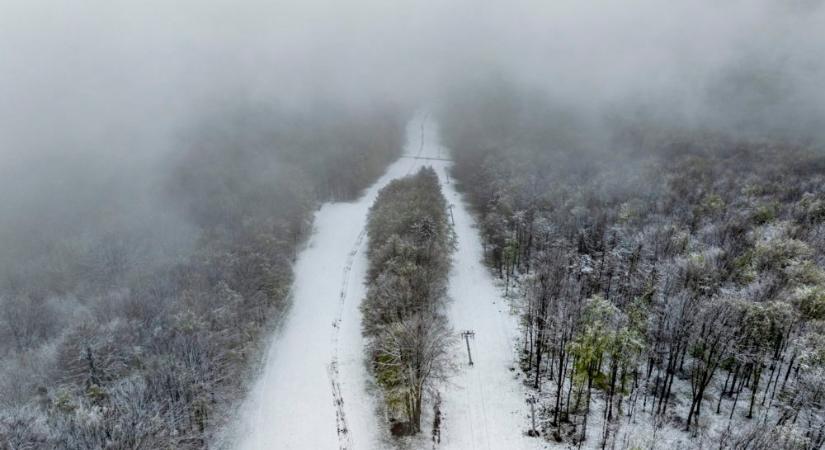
[2,0,824,165]
[1,0,823,267]
[2,1,825,448]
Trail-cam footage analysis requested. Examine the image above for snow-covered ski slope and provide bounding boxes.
[430,121,545,450]
[233,114,543,449]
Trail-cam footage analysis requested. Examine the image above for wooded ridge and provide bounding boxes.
[438,86,825,448]
[0,105,406,449]
[362,167,455,437]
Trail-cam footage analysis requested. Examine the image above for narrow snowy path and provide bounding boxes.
[232,114,437,450]
[423,121,546,450]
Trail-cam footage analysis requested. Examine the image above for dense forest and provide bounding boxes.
[362,167,454,437]
[0,103,406,449]
[438,86,825,449]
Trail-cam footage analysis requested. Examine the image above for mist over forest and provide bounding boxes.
[1,0,824,449]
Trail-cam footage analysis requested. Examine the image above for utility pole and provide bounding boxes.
[447,204,455,225]
[461,330,475,366]
[526,396,539,436]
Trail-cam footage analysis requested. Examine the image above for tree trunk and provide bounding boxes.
[554,342,567,427]
[717,369,731,414]
[747,366,762,419]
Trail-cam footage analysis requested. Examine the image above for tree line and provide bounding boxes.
[361,167,454,437]
[437,84,825,449]
[0,103,406,449]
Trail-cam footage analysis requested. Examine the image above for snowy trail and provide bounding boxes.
[233,114,542,450]
[423,122,546,450]
[232,115,432,450]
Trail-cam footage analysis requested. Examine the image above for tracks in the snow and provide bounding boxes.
[328,360,351,449]
[327,117,429,450]
[328,227,367,450]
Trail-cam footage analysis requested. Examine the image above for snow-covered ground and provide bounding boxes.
[230,114,541,449]
[425,123,547,450]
